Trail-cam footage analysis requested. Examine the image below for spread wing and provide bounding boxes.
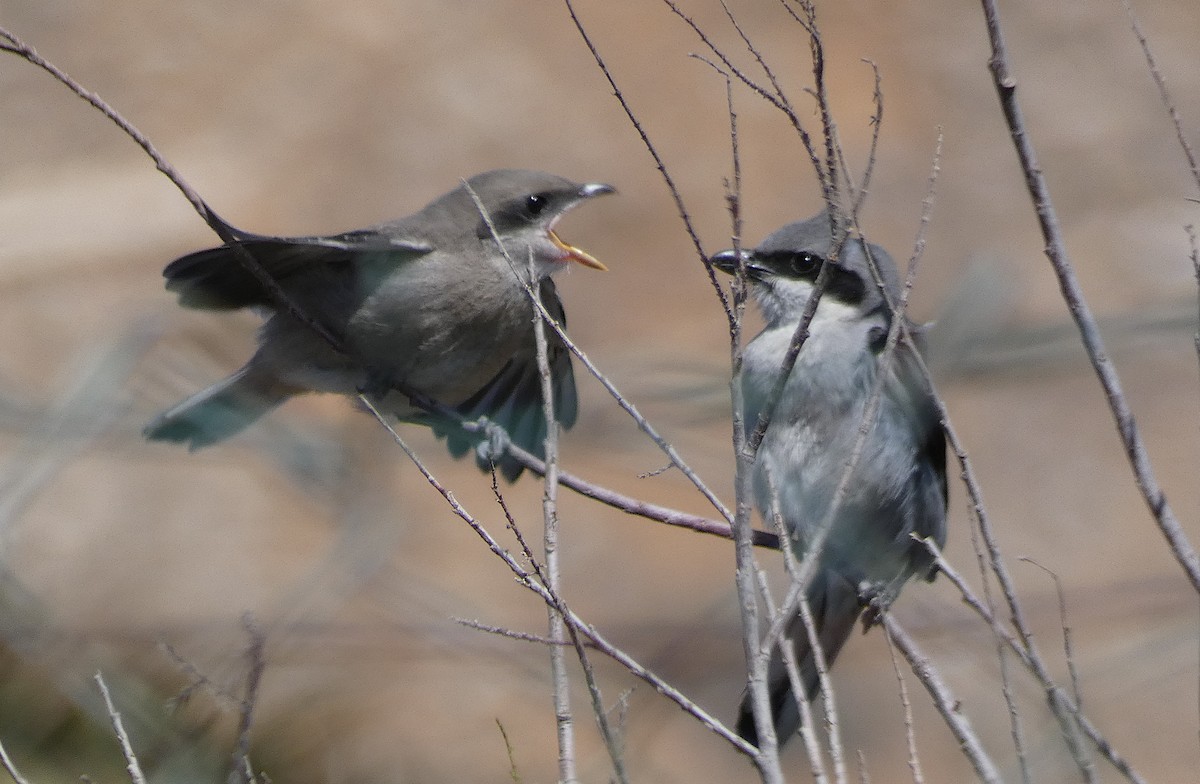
[162,227,432,310]
[430,278,578,481]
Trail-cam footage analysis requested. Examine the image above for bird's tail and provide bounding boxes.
[144,364,295,450]
[736,568,863,747]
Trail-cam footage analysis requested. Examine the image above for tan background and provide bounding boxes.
[1,0,1198,781]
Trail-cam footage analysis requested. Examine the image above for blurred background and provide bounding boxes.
[1,0,1198,781]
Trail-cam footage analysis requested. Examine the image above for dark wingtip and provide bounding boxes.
[143,417,212,451]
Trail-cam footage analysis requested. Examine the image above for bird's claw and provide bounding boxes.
[472,416,513,467]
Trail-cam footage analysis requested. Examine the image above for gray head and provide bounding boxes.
[405,168,615,274]
[711,212,902,326]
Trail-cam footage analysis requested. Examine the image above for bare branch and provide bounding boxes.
[879,616,1002,784]
[0,27,346,355]
[230,614,267,784]
[721,71,786,780]
[495,720,523,784]
[1019,558,1088,718]
[764,486,829,780]
[94,672,148,784]
[850,60,884,218]
[454,617,582,647]
[924,539,1146,784]
[1119,0,1200,193]
[562,0,732,322]
[0,741,32,784]
[1187,225,1200,377]
[799,595,846,783]
[663,0,823,180]
[521,251,579,783]
[881,626,925,784]
[977,0,1200,593]
[968,517,1031,784]
[358,397,759,758]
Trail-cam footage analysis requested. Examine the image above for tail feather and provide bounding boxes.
[736,569,863,747]
[144,366,294,450]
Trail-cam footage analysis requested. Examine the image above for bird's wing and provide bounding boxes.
[886,329,949,565]
[163,228,432,310]
[432,278,578,481]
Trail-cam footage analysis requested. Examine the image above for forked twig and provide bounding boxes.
[879,616,1001,784]
[924,539,1146,784]
[359,397,758,757]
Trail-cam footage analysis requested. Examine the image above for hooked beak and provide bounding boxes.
[710,248,763,279]
[549,182,616,271]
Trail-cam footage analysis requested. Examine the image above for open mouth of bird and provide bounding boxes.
[548,227,607,271]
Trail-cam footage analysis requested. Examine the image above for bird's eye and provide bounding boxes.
[789,251,821,276]
[525,193,549,217]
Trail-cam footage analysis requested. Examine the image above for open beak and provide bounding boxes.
[549,181,615,271]
[549,228,607,270]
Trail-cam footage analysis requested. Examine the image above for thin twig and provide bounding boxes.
[1020,558,1088,721]
[466,180,735,528]
[879,616,1002,784]
[850,60,884,218]
[719,0,794,124]
[495,719,523,784]
[1119,0,1200,193]
[745,260,834,455]
[759,188,932,673]
[924,539,1146,784]
[1187,225,1200,379]
[764,482,829,781]
[978,0,1200,593]
[856,750,871,784]
[454,618,580,647]
[0,741,32,784]
[719,71,785,781]
[801,0,844,214]
[358,397,759,758]
[561,0,731,321]
[94,672,149,784]
[0,27,346,355]
[881,621,925,784]
[968,519,1031,784]
[799,595,847,783]
[523,252,579,784]
[160,639,242,711]
[230,614,267,784]
[664,0,823,178]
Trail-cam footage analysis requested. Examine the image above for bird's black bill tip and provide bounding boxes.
[709,248,749,275]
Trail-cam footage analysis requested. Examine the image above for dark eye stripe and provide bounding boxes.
[756,249,866,305]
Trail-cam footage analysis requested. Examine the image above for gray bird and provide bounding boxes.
[711,213,947,747]
[145,169,614,479]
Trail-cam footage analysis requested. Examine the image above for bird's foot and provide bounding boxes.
[857,580,897,630]
[471,416,513,468]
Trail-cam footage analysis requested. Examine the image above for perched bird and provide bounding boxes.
[710,213,947,746]
[145,169,614,478]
